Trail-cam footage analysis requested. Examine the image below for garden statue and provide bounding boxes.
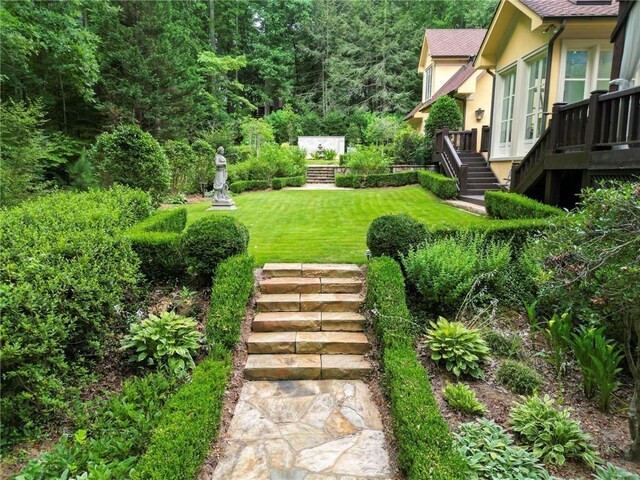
[317,143,325,159]
[209,146,236,209]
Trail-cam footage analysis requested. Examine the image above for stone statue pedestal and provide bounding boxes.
[207,197,237,211]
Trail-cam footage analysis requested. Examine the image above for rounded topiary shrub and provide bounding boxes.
[366,213,427,259]
[181,216,249,278]
[90,125,170,203]
[424,95,463,159]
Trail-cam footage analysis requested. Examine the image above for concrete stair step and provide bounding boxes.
[244,354,372,380]
[259,277,362,294]
[252,312,365,332]
[256,293,363,312]
[248,331,369,354]
[263,263,361,278]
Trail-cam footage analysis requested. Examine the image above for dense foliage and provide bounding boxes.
[164,140,196,195]
[366,213,427,260]
[90,125,170,203]
[229,143,306,183]
[484,191,563,220]
[495,359,542,395]
[534,183,640,458]
[443,382,485,415]
[424,96,463,159]
[366,257,466,479]
[344,145,390,175]
[181,216,249,279]
[0,187,152,442]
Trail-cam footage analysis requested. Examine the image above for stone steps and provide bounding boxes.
[259,277,362,294]
[263,262,362,278]
[244,263,372,381]
[256,293,363,312]
[253,312,365,332]
[248,331,369,354]
[244,354,372,380]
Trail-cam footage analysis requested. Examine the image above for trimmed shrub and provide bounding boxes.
[367,213,427,260]
[366,257,466,479]
[509,394,598,468]
[336,171,418,189]
[272,175,306,190]
[424,96,463,159]
[485,191,563,219]
[0,186,152,440]
[181,216,249,279]
[206,254,255,350]
[126,208,187,282]
[495,359,542,395]
[90,125,170,203]
[229,179,270,193]
[131,356,231,480]
[418,170,458,199]
[17,373,177,479]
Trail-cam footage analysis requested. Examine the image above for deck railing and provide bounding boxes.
[434,128,469,194]
[512,86,640,192]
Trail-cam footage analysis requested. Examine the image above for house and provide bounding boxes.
[405,28,492,152]
[475,0,621,184]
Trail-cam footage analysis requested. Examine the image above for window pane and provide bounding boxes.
[564,80,586,103]
[598,50,613,80]
[565,50,588,79]
[596,79,610,91]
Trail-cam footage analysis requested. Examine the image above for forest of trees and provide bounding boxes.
[1,0,498,203]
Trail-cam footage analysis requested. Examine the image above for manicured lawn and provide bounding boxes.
[184,185,487,265]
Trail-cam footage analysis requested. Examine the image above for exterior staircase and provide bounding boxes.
[244,263,372,381]
[458,152,501,205]
[306,165,337,184]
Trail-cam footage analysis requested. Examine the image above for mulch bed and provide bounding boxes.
[417,310,640,478]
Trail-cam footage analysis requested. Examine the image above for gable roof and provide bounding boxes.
[405,62,477,120]
[425,29,487,57]
[518,0,619,19]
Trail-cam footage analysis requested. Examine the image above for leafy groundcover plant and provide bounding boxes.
[456,418,551,480]
[509,394,599,468]
[495,359,542,395]
[426,317,490,379]
[443,382,485,415]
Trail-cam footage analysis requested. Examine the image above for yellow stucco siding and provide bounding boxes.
[460,70,493,152]
[490,160,514,184]
[495,15,546,71]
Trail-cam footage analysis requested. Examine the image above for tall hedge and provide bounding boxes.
[90,125,170,203]
[0,186,153,441]
[424,96,463,159]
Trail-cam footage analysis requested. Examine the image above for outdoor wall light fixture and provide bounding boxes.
[475,108,485,121]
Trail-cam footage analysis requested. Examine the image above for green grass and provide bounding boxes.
[306,158,339,165]
[183,186,487,265]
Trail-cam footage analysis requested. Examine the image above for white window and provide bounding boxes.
[424,65,433,100]
[525,55,547,141]
[499,69,517,147]
[560,42,613,103]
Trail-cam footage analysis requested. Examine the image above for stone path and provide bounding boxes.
[209,264,394,480]
[210,380,393,480]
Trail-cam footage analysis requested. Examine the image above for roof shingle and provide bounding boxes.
[425,29,486,57]
[518,0,619,18]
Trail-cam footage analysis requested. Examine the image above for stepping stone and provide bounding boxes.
[322,312,366,331]
[301,263,361,278]
[244,354,321,380]
[260,277,321,294]
[256,294,300,312]
[247,332,296,354]
[300,293,362,312]
[263,263,302,278]
[321,354,373,379]
[253,312,321,332]
[320,277,363,293]
[296,332,369,354]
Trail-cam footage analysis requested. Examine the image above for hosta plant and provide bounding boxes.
[593,462,640,480]
[121,311,202,375]
[443,382,485,415]
[456,418,551,480]
[425,317,490,379]
[509,394,599,468]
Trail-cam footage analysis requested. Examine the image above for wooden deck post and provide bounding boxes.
[470,128,478,152]
[459,164,468,195]
[549,103,567,152]
[585,90,607,149]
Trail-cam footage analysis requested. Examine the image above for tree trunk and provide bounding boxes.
[629,383,640,460]
[208,0,216,51]
[625,314,640,462]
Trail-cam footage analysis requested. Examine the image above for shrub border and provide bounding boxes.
[366,257,466,479]
[335,171,418,188]
[272,175,307,190]
[418,171,458,199]
[484,191,564,219]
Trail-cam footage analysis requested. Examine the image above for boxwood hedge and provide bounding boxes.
[366,257,466,479]
[418,171,458,199]
[485,191,564,219]
[336,171,418,188]
[272,175,306,189]
[229,180,270,193]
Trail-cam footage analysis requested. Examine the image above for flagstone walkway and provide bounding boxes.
[210,380,393,480]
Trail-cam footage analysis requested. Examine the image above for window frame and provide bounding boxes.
[424,64,433,101]
[558,40,614,103]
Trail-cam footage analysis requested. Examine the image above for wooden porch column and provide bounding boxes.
[549,103,567,152]
[585,90,607,148]
[544,171,562,206]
